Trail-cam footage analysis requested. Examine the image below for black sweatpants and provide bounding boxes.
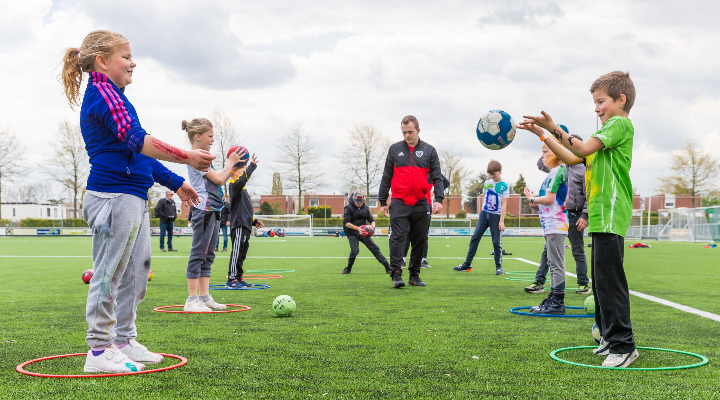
[388,201,431,277]
[591,232,636,354]
[403,215,430,260]
[228,226,252,281]
[346,235,390,270]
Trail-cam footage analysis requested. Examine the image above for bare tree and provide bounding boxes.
[658,139,719,205]
[5,182,55,204]
[48,121,89,218]
[274,122,325,212]
[439,149,470,218]
[339,123,390,197]
[209,108,240,195]
[0,128,24,219]
[271,172,283,195]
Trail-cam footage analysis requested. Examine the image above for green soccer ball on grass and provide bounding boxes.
[583,295,595,314]
[273,295,296,317]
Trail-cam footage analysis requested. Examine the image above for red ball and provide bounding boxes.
[226,145,250,167]
[82,269,94,284]
[360,225,375,237]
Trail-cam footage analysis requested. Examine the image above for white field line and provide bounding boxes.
[514,257,720,323]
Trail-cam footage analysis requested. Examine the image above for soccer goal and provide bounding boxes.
[625,209,644,240]
[657,206,718,242]
[254,214,314,237]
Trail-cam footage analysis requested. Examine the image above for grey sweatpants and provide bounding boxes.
[83,193,151,348]
[545,233,566,292]
[186,209,220,279]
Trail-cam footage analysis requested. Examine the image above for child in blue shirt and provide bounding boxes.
[454,160,509,274]
[60,30,214,373]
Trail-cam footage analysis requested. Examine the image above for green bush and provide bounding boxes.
[20,219,88,227]
[0,219,11,227]
[307,206,332,219]
[455,209,468,219]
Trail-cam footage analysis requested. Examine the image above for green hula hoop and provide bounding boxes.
[550,346,709,370]
[505,271,537,275]
[246,269,295,273]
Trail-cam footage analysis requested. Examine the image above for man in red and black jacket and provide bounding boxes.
[379,115,444,288]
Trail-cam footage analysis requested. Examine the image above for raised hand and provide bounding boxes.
[521,111,556,131]
[251,153,259,164]
[227,149,242,166]
[516,122,544,138]
[187,149,215,171]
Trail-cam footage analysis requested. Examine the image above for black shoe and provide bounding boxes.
[341,268,351,274]
[530,295,551,313]
[533,297,565,315]
[383,264,392,274]
[409,275,426,286]
[168,248,177,252]
[401,262,406,269]
[392,273,405,288]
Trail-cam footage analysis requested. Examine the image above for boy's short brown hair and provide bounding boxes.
[487,160,502,174]
[590,71,636,113]
[401,115,419,130]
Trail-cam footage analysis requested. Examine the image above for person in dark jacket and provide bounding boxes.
[216,195,231,252]
[525,129,590,294]
[401,174,451,268]
[342,191,391,275]
[226,154,264,289]
[155,190,178,252]
[379,115,444,288]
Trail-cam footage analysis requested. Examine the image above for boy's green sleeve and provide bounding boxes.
[592,116,630,149]
[549,165,567,193]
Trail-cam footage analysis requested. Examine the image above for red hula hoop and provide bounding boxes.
[153,304,252,314]
[17,353,187,378]
[243,274,282,280]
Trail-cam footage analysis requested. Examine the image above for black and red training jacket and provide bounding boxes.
[378,139,444,207]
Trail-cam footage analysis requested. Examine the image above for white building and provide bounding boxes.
[1,202,69,222]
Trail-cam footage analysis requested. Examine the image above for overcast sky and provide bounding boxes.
[1,0,719,202]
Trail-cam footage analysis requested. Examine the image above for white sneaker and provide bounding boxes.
[83,344,145,373]
[183,298,212,312]
[204,295,227,310]
[593,338,611,356]
[120,339,165,364]
[602,349,639,368]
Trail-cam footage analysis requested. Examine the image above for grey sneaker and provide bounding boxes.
[420,262,432,269]
[602,350,639,367]
[524,281,544,294]
[576,285,590,294]
[593,338,611,356]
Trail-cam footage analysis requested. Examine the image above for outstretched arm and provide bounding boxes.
[519,111,605,158]
[143,136,215,171]
[516,122,585,166]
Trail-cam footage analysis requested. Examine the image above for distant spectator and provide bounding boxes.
[155,190,177,252]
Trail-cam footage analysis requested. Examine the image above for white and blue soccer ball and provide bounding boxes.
[592,322,601,344]
[476,110,516,150]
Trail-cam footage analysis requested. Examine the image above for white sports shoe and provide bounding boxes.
[120,339,165,364]
[593,338,611,356]
[184,298,212,312]
[83,344,145,373]
[602,349,639,368]
[204,295,227,310]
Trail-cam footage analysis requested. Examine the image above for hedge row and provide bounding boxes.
[4,218,189,228]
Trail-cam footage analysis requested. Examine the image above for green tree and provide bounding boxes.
[702,191,720,207]
[466,173,489,213]
[658,139,719,207]
[513,174,532,215]
[271,172,283,195]
[260,201,274,215]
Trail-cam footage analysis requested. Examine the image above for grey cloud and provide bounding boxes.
[478,1,563,27]
[244,32,354,57]
[71,0,295,90]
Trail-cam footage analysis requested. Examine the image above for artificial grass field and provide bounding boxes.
[0,235,718,399]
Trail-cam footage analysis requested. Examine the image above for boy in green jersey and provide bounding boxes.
[517,71,638,368]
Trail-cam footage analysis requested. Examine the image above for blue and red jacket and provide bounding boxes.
[80,72,184,199]
[378,139,444,206]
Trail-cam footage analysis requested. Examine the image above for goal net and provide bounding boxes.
[657,206,717,242]
[625,209,644,240]
[254,214,314,237]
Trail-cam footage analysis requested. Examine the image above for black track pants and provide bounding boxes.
[388,201,431,276]
[346,235,390,270]
[228,226,251,281]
